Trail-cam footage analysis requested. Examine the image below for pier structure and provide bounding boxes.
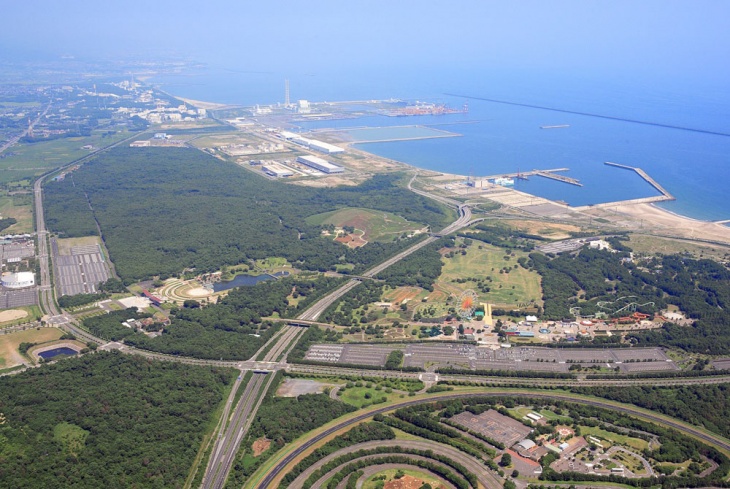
[535,171,583,186]
[604,162,675,201]
[471,168,581,188]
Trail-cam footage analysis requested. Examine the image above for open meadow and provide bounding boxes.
[306,207,426,243]
[436,240,542,308]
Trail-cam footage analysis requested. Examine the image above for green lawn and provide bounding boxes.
[306,207,425,242]
[437,240,542,307]
[580,426,649,451]
[0,130,132,183]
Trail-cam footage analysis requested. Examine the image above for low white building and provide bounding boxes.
[1,271,35,289]
[296,155,344,174]
[263,164,294,178]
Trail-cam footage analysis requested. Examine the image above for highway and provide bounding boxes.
[255,391,730,489]
[0,102,50,155]
[30,152,730,488]
[199,197,475,486]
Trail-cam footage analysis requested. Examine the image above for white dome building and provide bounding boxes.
[1,271,35,289]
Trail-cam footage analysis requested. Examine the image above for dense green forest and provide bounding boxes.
[43,147,452,283]
[0,352,234,489]
[0,217,17,233]
[574,384,730,438]
[120,276,342,360]
[374,240,445,290]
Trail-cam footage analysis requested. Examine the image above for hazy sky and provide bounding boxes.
[2,0,729,82]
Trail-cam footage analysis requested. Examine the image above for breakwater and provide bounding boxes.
[445,93,730,138]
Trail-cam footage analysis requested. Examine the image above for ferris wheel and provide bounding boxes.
[457,289,479,320]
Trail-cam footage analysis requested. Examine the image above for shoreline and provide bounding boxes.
[165,93,730,245]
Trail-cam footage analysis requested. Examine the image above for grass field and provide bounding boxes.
[0,327,63,368]
[338,386,401,408]
[0,130,132,184]
[579,425,649,451]
[306,207,425,242]
[0,194,33,233]
[436,240,542,308]
[628,234,730,260]
[0,130,133,231]
[510,406,572,423]
[502,219,583,240]
[187,132,258,149]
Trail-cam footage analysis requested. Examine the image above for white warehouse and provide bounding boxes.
[296,155,344,174]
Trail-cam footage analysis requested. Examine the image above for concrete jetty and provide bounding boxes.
[535,171,583,186]
[604,161,675,201]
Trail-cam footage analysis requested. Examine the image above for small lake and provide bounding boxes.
[212,271,290,293]
[38,347,79,360]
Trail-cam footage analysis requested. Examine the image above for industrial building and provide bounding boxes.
[297,155,344,174]
[263,164,294,178]
[306,139,344,154]
[1,271,35,289]
[278,131,344,154]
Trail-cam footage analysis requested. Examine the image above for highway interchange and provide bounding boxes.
[30,164,730,488]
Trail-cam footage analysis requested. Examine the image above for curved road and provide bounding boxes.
[255,391,730,488]
[288,439,500,489]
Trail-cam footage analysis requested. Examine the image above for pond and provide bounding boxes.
[38,347,79,360]
[212,271,290,293]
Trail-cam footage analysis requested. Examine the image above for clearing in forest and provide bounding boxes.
[436,240,542,308]
[504,219,582,240]
[307,207,425,242]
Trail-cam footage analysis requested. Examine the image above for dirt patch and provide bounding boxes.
[389,287,421,305]
[384,475,433,489]
[251,437,271,457]
[334,232,367,248]
[276,378,337,397]
[335,235,353,244]
[426,290,448,302]
[185,287,212,297]
[348,232,368,248]
[0,309,28,323]
[506,219,581,240]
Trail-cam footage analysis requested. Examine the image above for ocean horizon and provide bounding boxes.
[151,67,730,222]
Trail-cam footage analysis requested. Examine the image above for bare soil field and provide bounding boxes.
[56,236,101,255]
[0,309,28,323]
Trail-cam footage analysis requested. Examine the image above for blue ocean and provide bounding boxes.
[152,67,730,221]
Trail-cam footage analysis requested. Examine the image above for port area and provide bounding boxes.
[573,162,675,209]
[467,168,582,188]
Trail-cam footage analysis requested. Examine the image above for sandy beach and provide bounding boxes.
[612,202,730,245]
[178,97,233,110]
